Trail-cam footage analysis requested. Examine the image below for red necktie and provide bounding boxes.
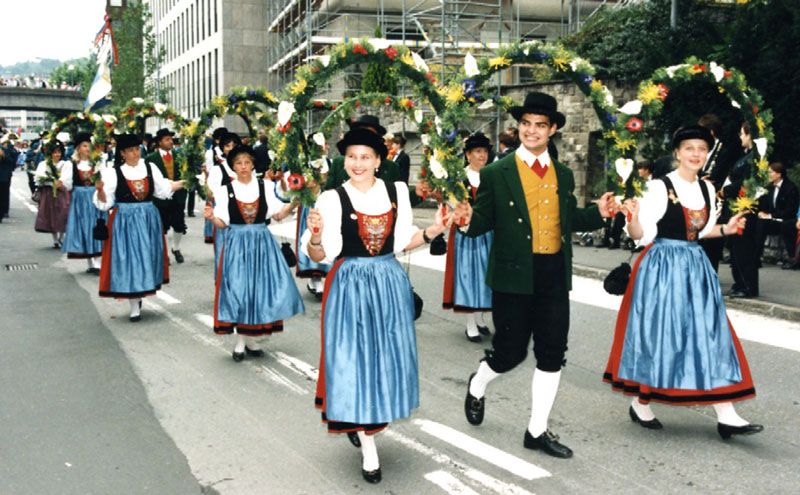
[164,151,172,163]
[531,159,547,179]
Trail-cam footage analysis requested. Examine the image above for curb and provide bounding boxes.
[573,264,800,323]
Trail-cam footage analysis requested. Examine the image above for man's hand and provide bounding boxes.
[595,192,617,218]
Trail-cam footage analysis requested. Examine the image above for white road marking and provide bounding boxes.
[425,470,481,495]
[414,419,551,481]
[156,290,181,305]
[10,186,38,212]
[273,350,319,381]
[194,313,215,328]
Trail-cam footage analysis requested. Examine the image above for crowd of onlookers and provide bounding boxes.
[0,75,80,90]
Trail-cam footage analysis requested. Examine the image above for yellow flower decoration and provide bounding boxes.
[444,84,465,105]
[603,129,619,141]
[731,196,756,213]
[290,78,308,96]
[211,95,227,109]
[755,117,765,134]
[262,90,276,102]
[615,137,636,152]
[638,82,660,105]
[183,121,198,137]
[590,79,604,92]
[552,56,569,71]
[127,120,136,129]
[756,157,769,172]
[488,56,511,69]
[400,51,415,67]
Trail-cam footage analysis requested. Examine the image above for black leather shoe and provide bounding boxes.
[523,429,573,459]
[464,373,485,425]
[306,282,317,295]
[361,466,381,484]
[129,315,141,322]
[232,350,245,362]
[781,261,798,270]
[86,267,100,275]
[465,330,482,343]
[172,249,184,264]
[477,325,491,336]
[244,346,265,357]
[347,432,361,448]
[728,290,755,299]
[717,423,764,440]
[629,406,663,430]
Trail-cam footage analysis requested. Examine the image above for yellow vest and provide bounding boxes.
[516,155,561,254]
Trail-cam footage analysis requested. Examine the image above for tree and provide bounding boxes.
[361,26,398,94]
[49,57,96,97]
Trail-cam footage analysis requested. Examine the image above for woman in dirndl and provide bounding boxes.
[302,128,450,484]
[442,132,494,342]
[93,134,184,322]
[603,125,763,440]
[34,140,71,248]
[204,145,303,361]
[206,132,242,275]
[61,132,105,273]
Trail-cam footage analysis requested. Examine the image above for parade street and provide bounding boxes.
[2,170,799,495]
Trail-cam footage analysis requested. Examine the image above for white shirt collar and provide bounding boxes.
[159,148,172,157]
[775,179,783,189]
[515,146,550,167]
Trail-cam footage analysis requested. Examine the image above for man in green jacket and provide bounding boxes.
[146,128,187,263]
[455,92,615,459]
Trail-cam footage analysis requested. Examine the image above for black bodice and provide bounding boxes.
[655,176,711,241]
[114,161,154,203]
[336,182,399,258]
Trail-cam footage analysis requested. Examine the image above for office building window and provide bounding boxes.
[214,48,219,95]
[214,0,218,33]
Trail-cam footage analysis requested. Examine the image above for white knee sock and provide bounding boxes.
[631,397,656,421]
[245,336,261,350]
[477,312,488,327]
[58,232,64,243]
[713,402,748,426]
[234,334,246,353]
[51,233,58,243]
[527,369,561,437]
[465,314,479,337]
[358,432,379,471]
[469,361,499,398]
[173,232,183,250]
[86,258,94,269]
[92,257,101,269]
[312,276,324,292]
[129,298,141,318]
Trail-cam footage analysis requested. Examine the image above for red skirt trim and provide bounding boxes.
[441,223,457,309]
[602,244,756,405]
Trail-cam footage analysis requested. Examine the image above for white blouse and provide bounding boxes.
[93,159,174,211]
[33,160,68,186]
[630,170,719,245]
[466,167,481,188]
[203,146,223,171]
[60,160,95,191]
[300,179,418,264]
[212,178,286,226]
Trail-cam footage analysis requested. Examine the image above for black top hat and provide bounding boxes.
[226,144,256,168]
[509,92,566,128]
[219,132,242,150]
[464,132,492,153]
[336,128,388,159]
[73,132,93,147]
[116,133,143,151]
[347,114,387,137]
[154,128,175,142]
[671,125,714,150]
[212,127,229,141]
[44,140,65,156]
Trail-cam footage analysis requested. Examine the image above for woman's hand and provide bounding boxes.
[429,204,452,236]
[203,203,215,220]
[725,212,747,235]
[307,208,323,237]
[55,179,65,191]
[452,201,473,227]
[95,180,106,203]
[171,180,185,191]
[621,198,640,220]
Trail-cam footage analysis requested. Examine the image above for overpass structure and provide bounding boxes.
[0,87,84,114]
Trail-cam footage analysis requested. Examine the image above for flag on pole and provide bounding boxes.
[85,14,118,110]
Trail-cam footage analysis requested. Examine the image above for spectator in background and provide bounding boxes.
[0,134,20,222]
[252,132,272,176]
[757,162,799,270]
[392,135,410,184]
[496,127,519,160]
[725,121,758,298]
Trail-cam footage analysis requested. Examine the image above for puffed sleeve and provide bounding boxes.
[206,165,222,192]
[149,163,174,200]
[263,179,286,220]
[34,161,49,184]
[93,166,117,210]
[627,179,667,246]
[698,180,720,239]
[391,181,420,252]
[212,183,230,226]
[60,162,74,191]
[299,190,342,264]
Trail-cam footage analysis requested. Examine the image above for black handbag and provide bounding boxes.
[281,241,297,267]
[92,218,108,241]
[429,233,447,255]
[413,291,424,320]
[603,262,631,295]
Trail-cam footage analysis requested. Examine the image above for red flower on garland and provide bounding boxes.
[355,101,361,109]
[425,72,437,84]
[403,100,414,109]
[752,105,759,114]
[277,122,291,133]
[384,97,392,105]
[313,100,324,108]
[419,167,427,178]
[353,44,368,56]
[657,83,669,100]
[104,121,114,129]
[625,117,644,133]
[384,46,398,61]
[723,70,732,78]
[266,170,284,181]
[127,108,135,115]
[738,187,746,198]
[330,104,337,111]
[287,173,305,191]
[693,63,707,73]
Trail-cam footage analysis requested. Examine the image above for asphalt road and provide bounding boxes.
[2,172,799,494]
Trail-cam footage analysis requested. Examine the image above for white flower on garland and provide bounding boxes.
[619,100,643,115]
[154,103,168,115]
[421,134,430,146]
[305,55,331,67]
[91,113,102,122]
[665,64,689,78]
[76,113,85,120]
[730,99,741,109]
[102,114,117,124]
[434,116,443,135]
[277,101,296,127]
[614,158,634,183]
[464,53,480,77]
[131,97,144,104]
[478,100,494,110]
[370,38,390,50]
[709,62,725,83]
[268,150,277,161]
[312,132,326,147]
[411,51,429,73]
[50,122,58,130]
[414,109,424,124]
[753,137,768,158]
[755,186,768,199]
[603,88,615,107]
[56,132,70,143]
[429,154,448,179]
[310,157,329,174]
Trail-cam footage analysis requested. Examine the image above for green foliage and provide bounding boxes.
[48,57,96,98]
[0,59,63,77]
[111,4,145,107]
[361,61,398,94]
[142,5,170,103]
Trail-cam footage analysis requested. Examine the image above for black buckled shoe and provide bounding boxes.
[523,429,573,459]
[629,406,663,430]
[464,330,482,343]
[717,423,764,440]
[464,373,485,425]
[244,346,265,357]
[232,350,245,362]
[129,315,141,323]
[477,325,491,336]
[347,432,361,448]
[172,249,184,264]
[361,466,381,484]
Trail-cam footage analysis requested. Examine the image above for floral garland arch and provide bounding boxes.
[269,38,445,206]
[180,86,279,197]
[421,40,625,203]
[45,110,97,146]
[617,57,773,210]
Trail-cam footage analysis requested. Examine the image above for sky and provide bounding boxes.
[2,0,108,66]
